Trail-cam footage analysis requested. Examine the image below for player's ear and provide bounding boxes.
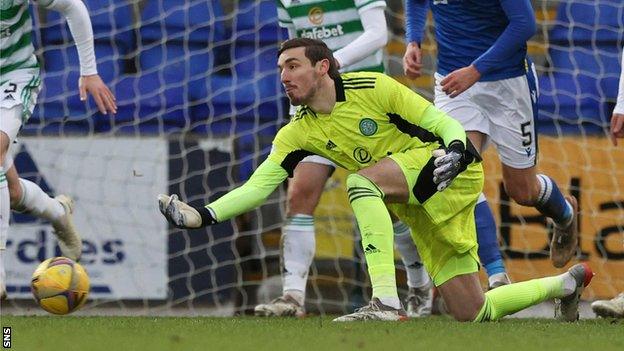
[317,58,330,76]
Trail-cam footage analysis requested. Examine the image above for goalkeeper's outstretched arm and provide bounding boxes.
[158,159,289,229]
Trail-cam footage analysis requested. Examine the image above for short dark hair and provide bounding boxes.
[278,38,340,79]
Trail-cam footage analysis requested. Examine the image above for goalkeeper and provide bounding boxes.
[0,0,116,299]
[260,0,431,318]
[159,38,593,322]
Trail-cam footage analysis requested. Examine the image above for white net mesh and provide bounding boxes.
[3,0,624,316]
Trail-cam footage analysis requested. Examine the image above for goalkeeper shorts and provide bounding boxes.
[387,148,483,284]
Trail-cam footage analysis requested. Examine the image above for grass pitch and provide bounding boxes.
[2,315,623,351]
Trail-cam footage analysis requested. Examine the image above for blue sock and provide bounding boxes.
[475,194,506,276]
[535,174,572,226]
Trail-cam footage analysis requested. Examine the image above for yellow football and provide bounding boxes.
[31,257,90,315]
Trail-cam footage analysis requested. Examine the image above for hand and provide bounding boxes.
[403,42,423,79]
[440,65,481,98]
[79,74,117,115]
[610,113,624,146]
[432,141,473,191]
[158,194,206,229]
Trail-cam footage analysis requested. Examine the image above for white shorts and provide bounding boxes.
[0,105,22,145]
[1,73,40,142]
[434,64,539,169]
[300,154,336,167]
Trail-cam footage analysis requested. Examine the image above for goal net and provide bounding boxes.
[3,0,623,316]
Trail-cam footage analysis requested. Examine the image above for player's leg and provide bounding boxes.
[464,132,509,288]
[0,105,24,300]
[436,259,593,322]
[1,132,10,300]
[474,193,509,289]
[501,165,576,267]
[254,157,332,317]
[410,186,593,323]
[434,76,509,287]
[392,218,433,317]
[332,157,412,321]
[6,164,82,261]
[485,64,577,268]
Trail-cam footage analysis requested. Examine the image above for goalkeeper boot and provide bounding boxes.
[591,293,624,319]
[554,262,594,322]
[254,295,305,317]
[332,298,408,322]
[488,273,511,290]
[52,195,82,261]
[405,283,433,318]
[550,196,579,268]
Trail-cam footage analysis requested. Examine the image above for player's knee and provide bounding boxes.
[449,299,484,322]
[287,180,321,215]
[346,173,383,201]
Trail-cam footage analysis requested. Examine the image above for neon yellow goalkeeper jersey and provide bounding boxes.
[206,72,467,222]
[268,72,465,174]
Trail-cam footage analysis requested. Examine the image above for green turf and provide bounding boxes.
[1,315,623,351]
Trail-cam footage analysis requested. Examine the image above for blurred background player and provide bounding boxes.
[403,0,579,292]
[254,0,431,318]
[0,0,116,299]
[590,49,624,319]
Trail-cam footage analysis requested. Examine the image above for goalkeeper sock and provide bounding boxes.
[474,194,506,277]
[347,174,397,301]
[535,174,573,227]
[474,274,568,321]
[13,178,64,222]
[393,221,430,288]
[281,214,315,304]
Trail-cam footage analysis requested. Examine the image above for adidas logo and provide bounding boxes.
[326,140,337,150]
[4,94,14,101]
[364,244,380,255]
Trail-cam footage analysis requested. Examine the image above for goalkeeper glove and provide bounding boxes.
[432,140,474,191]
[157,194,217,229]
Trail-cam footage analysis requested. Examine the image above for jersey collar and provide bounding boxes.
[333,75,346,102]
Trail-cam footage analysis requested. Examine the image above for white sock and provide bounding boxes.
[393,221,430,288]
[0,168,9,250]
[560,272,577,296]
[1,169,8,294]
[281,214,315,305]
[0,249,5,295]
[284,289,304,306]
[488,272,510,287]
[378,296,402,309]
[14,178,64,222]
